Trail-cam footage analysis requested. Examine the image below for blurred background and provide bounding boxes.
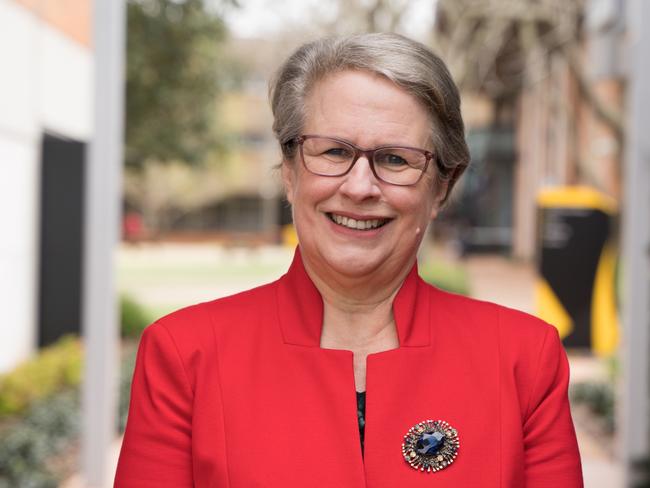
[0,0,648,486]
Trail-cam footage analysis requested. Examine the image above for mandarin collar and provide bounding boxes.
[275,247,431,348]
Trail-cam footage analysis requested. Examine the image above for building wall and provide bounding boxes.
[0,0,92,372]
[512,42,623,260]
[14,0,91,47]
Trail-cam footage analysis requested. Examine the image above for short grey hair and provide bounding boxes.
[269,32,470,203]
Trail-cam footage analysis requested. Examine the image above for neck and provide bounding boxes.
[301,250,416,306]
[301,252,415,351]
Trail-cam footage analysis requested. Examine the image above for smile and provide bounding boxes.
[327,213,390,230]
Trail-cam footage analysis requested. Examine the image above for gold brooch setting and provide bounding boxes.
[401,419,460,473]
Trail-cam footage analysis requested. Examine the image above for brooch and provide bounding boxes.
[401,419,460,473]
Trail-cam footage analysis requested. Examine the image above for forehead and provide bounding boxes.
[303,70,432,148]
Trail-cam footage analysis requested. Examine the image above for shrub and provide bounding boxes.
[120,294,152,339]
[0,337,82,418]
[419,260,470,296]
[0,389,79,488]
[0,294,147,486]
[0,347,138,487]
[632,457,650,488]
[570,381,615,434]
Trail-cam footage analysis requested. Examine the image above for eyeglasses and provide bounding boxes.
[291,135,434,186]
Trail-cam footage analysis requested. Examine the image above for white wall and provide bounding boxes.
[0,1,92,372]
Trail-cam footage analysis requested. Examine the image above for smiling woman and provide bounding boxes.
[115,33,583,487]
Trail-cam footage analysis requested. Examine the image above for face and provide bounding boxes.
[282,69,445,279]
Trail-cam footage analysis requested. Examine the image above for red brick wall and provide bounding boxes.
[13,0,91,48]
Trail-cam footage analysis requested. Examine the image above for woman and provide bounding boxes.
[115,33,583,487]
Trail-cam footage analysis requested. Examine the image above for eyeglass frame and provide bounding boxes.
[287,134,436,186]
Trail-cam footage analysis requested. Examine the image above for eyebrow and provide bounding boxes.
[307,133,429,151]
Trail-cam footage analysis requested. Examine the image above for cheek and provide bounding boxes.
[385,187,435,218]
[284,163,323,207]
[296,173,339,204]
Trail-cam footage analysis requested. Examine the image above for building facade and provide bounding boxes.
[0,0,92,372]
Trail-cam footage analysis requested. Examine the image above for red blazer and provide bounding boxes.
[115,249,583,487]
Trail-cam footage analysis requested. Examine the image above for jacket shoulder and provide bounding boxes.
[431,286,556,341]
[154,280,276,334]
[427,285,567,422]
[143,280,277,360]
[428,284,558,355]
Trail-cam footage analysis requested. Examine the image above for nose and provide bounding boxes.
[338,156,381,201]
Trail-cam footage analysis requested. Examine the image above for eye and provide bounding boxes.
[376,152,409,167]
[323,147,352,158]
[318,146,353,162]
[384,154,408,166]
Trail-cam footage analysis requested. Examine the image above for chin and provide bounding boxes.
[320,247,386,277]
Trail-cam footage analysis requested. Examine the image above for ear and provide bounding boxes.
[281,161,296,205]
[430,179,448,220]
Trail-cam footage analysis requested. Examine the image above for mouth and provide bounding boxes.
[326,212,391,231]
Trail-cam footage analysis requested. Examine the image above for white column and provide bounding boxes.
[81,0,125,486]
[621,0,650,485]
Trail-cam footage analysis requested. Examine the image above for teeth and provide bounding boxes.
[329,213,386,230]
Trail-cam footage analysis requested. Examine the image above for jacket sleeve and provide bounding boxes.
[114,322,194,487]
[523,326,583,487]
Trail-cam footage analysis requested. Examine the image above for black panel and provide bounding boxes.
[38,133,86,347]
[538,207,610,348]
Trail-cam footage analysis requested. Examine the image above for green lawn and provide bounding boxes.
[117,245,294,318]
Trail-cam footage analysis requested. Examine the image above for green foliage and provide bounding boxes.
[570,381,615,434]
[120,294,153,339]
[419,260,471,296]
[0,390,79,488]
[605,354,620,383]
[0,337,82,418]
[632,457,650,488]
[126,0,229,168]
[0,348,139,487]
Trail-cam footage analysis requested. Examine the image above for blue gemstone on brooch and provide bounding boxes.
[401,420,460,473]
[415,431,445,456]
